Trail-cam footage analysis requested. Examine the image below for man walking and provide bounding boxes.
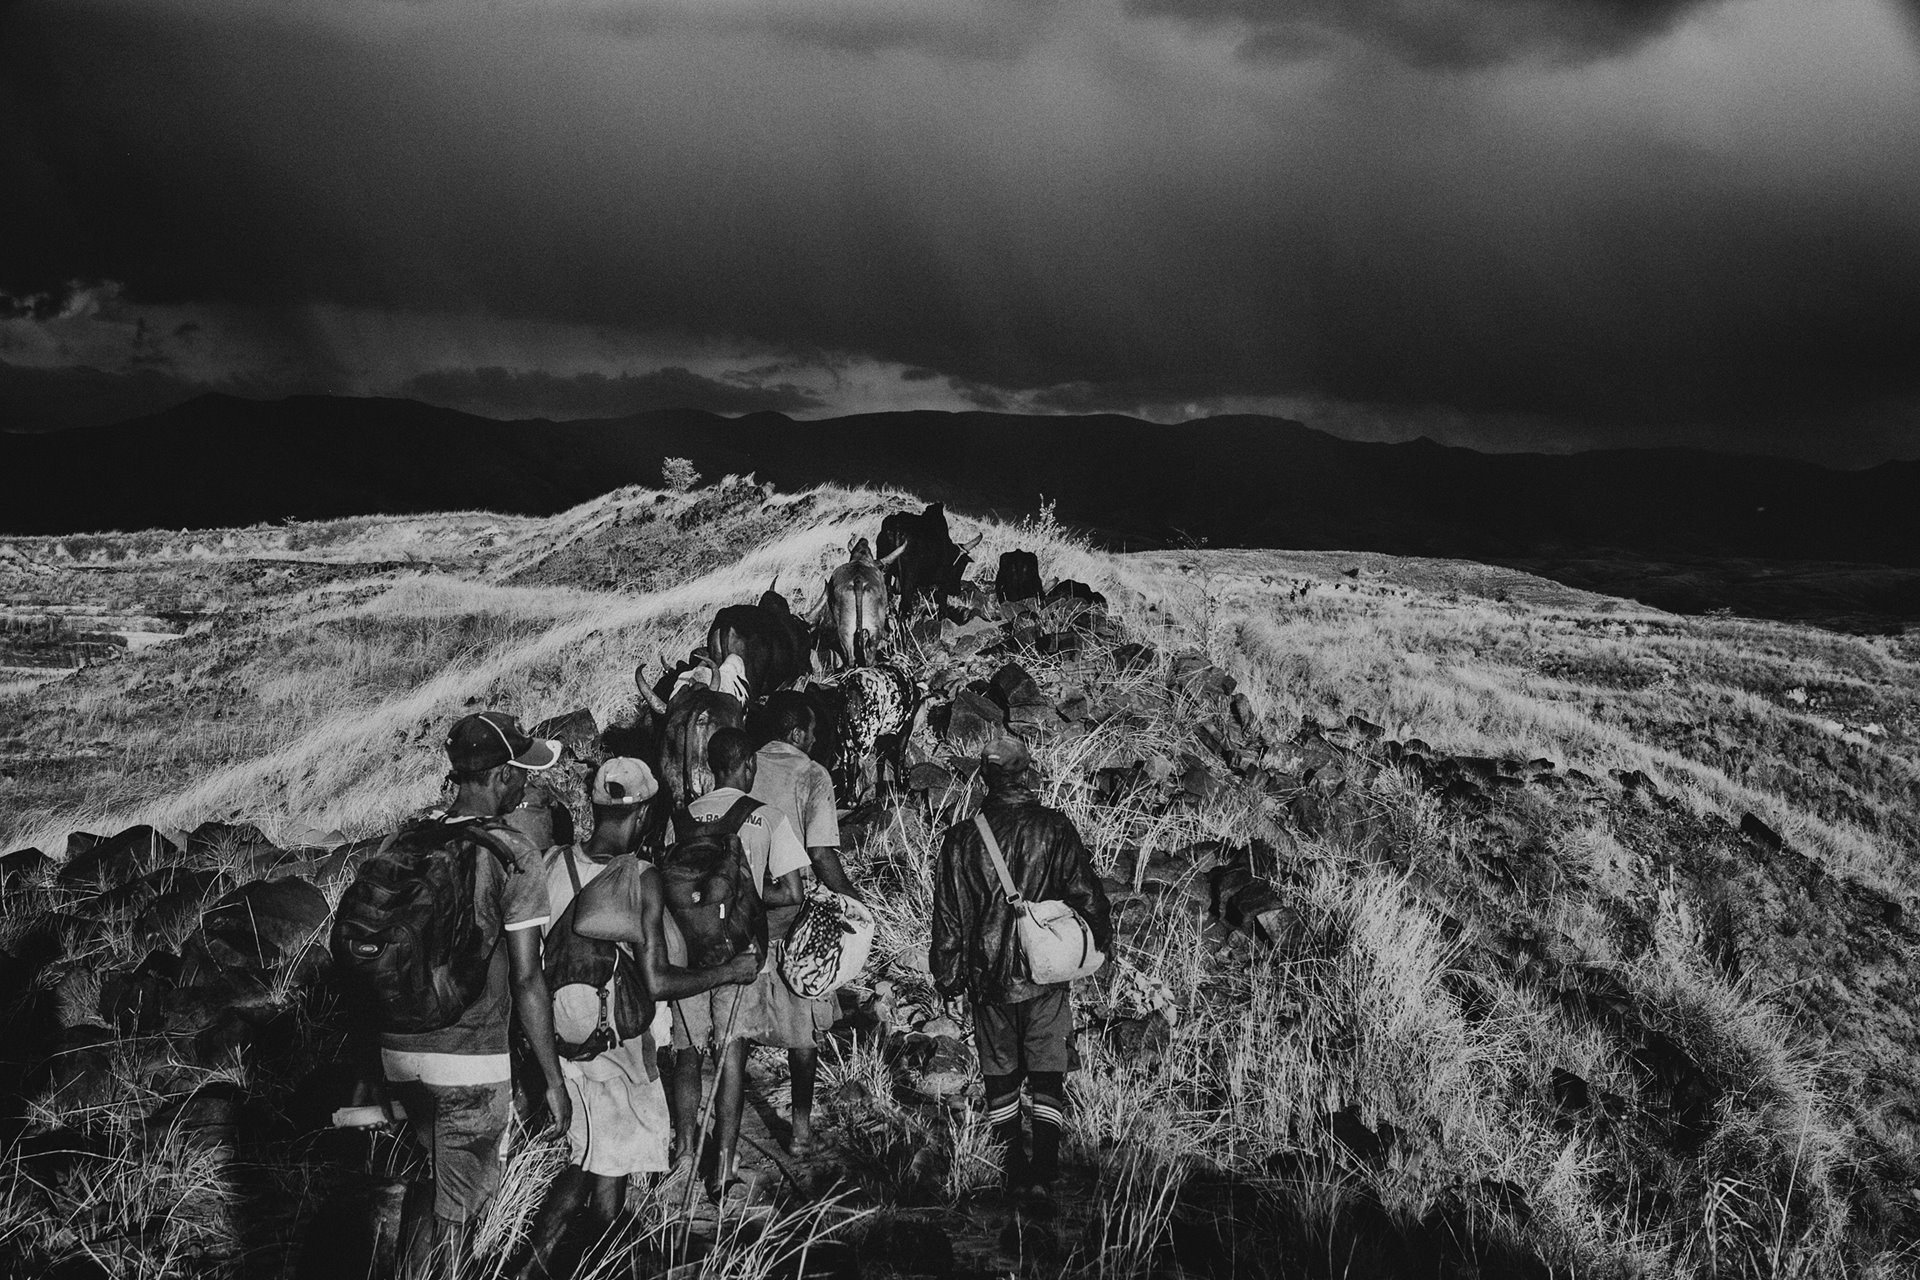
[660,728,809,1203]
[373,712,572,1278]
[931,736,1110,1206]
[750,690,859,1156]
[509,758,758,1279]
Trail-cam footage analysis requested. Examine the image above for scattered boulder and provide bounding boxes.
[186,821,277,860]
[59,824,180,887]
[1168,652,1235,701]
[1739,812,1785,853]
[1111,641,1157,674]
[936,688,1006,757]
[1,846,49,883]
[1609,768,1658,794]
[1549,1067,1591,1113]
[200,877,331,974]
[1044,579,1106,610]
[1324,1105,1399,1166]
[529,707,599,760]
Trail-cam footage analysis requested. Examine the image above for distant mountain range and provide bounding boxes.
[7,394,1919,626]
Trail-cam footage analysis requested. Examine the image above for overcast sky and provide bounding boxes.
[4,0,1919,461]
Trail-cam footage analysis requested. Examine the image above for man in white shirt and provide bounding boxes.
[660,728,807,1204]
[750,690,860,1156]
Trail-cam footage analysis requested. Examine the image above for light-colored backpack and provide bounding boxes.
[974,813,1106,986]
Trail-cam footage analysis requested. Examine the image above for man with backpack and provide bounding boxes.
[507,758,760,1280]
[749,690,860,1157]
[333,711,572,1278]
[931,735,1111,1208]
[658,727,809,1204]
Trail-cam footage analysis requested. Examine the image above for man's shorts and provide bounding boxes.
[669,948,831,1052]
[561,1036,673,1178]
[971,988,1080,1077]
[387,1077,514,1223]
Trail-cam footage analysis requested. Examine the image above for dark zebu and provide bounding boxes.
[706,584,813,702]
[875,503,982,617]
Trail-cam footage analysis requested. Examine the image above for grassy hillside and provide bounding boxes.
[0,480,1916,1278]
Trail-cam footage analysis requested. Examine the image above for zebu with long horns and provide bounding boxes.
[875,503,983,618]
[818,535,901,669]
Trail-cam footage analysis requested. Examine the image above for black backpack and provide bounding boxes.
[329,816,524,1034]
[661,797,767,968]
[544,852,653,1061]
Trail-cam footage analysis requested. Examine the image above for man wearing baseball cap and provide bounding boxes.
[381,711,568,1278]
[931,734,1110,1209]
[508,758,755,1278]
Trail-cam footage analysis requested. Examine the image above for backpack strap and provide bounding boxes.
[718,795,762,835]
[450,817,526,874]
[973,812,1023,905]
[562,846,585,898]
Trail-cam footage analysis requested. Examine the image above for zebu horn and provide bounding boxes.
[637,663,668,716]
[877,543,908,567]
[960,532,984,551]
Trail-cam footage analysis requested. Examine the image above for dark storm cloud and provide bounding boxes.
[1126,0,1725,68]
[4,0,1920,459]
[401,366,824,419]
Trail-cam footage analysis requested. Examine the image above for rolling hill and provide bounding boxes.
[6,394,1920,629]
[1,479,1916,1278]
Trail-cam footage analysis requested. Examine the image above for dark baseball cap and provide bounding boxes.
[445,712,561,772]
[981,735,1032,772]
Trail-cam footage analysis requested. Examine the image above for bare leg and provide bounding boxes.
[506,1166,592,1280]
[708,1038,749,1191]
[788,1046,818,1155]
[661,1049,702,1164]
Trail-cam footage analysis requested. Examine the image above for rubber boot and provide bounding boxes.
[983,1072,1027,1191]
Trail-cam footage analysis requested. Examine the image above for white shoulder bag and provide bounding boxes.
[974,813,1106,985]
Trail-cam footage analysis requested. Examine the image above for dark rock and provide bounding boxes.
[1044,578,1105,609]
[186,821,276,859]
[1739,812,1785,853]
[987,662,1045,713]
[1179,755,1225,804]
[1344,715,1383,741]
[1111,641,1157,674]
[1168,652,1236,701]
[100,964,172,1035]
[1,846,49,882]
[1033,630,1083,658]
[907,762,956,793]
[200,877,331,973]
[145,1079,244,1148]
[1610,768,1658,794]
[59,824,180,887]
[1549,1068,1591,1112]
[1454,755,1502,783]
[1326,1105,1397,1166]
[938,688,1006,756]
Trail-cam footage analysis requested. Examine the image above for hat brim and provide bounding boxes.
[509,739,562,771]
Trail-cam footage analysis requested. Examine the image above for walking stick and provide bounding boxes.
[674,980,749,1257]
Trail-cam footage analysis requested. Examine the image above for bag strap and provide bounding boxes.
[718,795,762,835]
[563,847,584,898]
[973,813,1023,905]
[445,816,525,874]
